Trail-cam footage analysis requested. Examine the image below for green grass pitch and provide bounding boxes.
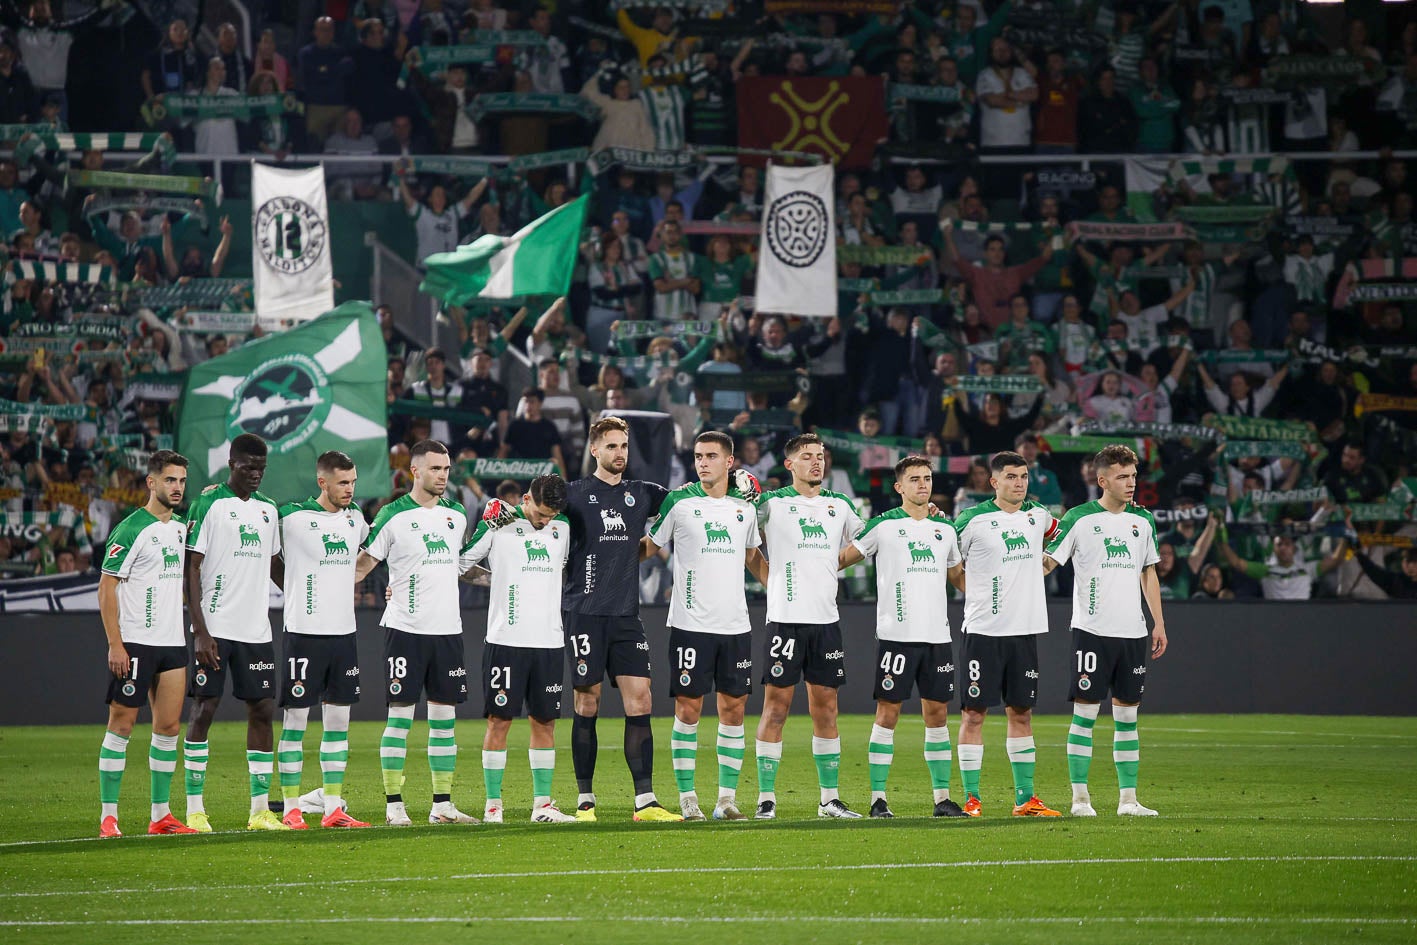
[2,713,1414,944]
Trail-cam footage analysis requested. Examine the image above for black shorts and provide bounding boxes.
[761,621,846,688]
[563,611,653,688]
[1069,629,1148,704]
[961,634,1041,710]
[189,638,276,702]
[280,633,362,708]
[384,629,468,705]
[668,629,752,698]
[108,642,187,708]
[873,641,954,703]
[483,643,563,720]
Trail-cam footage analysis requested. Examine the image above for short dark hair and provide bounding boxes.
[784,433,824,457]
[528,474,567,512]
[409,439,450,463]
[317,450,355,474]
[425,347,446,363]
[538,358,559,371]
[695,430,734,455]
[496,479,521,501]
[1094,443,1139,470]
[148,449,189,476]
[1343,440,1365,455]
[1402,548,1417,565]
[522,386,545,404]
[230,433,267,461]
[984,235,1007,251]
[894,454,932,479]
[990,450,1027,473]
[589,416,629,444]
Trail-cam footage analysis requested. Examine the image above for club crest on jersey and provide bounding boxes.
[1078,675,1091,691]
[934,531,943,541]
[291,683,306,698]
[263,512,270,523]
[577,660,588,677]
[195,671,208,687]
[448,518,456,530]
[967,683,981,698]
[389,681,402,695]
[770,662,784,678]
[1132,524,1140,537]
[881,676,894,692]
[679,672,692,687]
[494,690,508,707]
[121,681,136,697]
[827,506,836,517]
[624,493,636,507]
[1028,515,1035,525]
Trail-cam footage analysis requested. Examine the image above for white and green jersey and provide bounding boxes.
[102,508,187,647]
[852,508,960,644]
[1046,501,1160,639]
[364,494,467,636]
[1170,262,1215,329]
[279,499,369,636]
[648,248,699,321]
[1240,554,1317,600]
[1055,319,1097,367]
[459,508,570,648]
[186,483,281,643]
[640,84,686,150]
[954,498,1057,638]
[649,483,760,635]
[757,486,863,625]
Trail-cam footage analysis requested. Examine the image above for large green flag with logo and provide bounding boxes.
[177,301,390,502]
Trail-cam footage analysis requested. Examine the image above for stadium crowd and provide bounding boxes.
[0,0,1415,602]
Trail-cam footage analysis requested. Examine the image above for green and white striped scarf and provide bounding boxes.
[7,260,115,285]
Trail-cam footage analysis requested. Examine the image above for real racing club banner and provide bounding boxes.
[755,162,837,317]
[251,163,334,329]
[736,76,887,170]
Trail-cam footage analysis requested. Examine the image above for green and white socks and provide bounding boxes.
[247,749,274,817]
[671,718,697,799]
[958,742,983,801]
[530,748,555,808]
[717,724,745,801]
[183,738,208,816]
[319,705,351,815]
[812,735,841,804]
[149,734,178,821]
[1112,704,1140,798]
[1006,736,1037,806]
[755,739,781,805]
[99,731,179,823]
[482,749,506,809]
[868,724,895,802]
[380,705,415,801]
[428,704,458,800]
[923,725,953,802]
[98,731,128,820]
[1068,702,1101,804]
[278,707,309,815]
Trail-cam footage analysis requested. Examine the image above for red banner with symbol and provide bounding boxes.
[736,76,888,170]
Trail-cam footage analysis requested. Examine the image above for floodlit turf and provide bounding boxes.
[1,713,1414,944]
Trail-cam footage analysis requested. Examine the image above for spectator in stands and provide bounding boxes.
[253,28,290,90]
[1079,66,1136,154]
[191,58,239,161]
[520,5,570,94]
[399,171,484,264]
[324,109,383,201]
[647,221,699,321]
[140,18,200,100]
[350,20,407,133]
[1197,361,1288,417]
[975,37,1037,197]
[1325,441,1389,504]
[533,357,587,462]
[1129,58,1180,153]
[402,347,464,449]
[9,0,103,120]
[1352,546,1417,600]
[1035,48,1085,153]
[298,17,352,147]
[855,308,920,437]
[500,387,567,475]
[581,69,655,154]
[953,461,993,515]
[1217,530,1348,601]
[213,22,251,92]
[941,228,1054,330]
[957,391,1044,454]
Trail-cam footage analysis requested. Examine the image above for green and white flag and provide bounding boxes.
[251,163,334,327]
[177,302,390,502]
[420,193,589,303]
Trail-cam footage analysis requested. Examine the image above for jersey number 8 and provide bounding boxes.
[968,660,981,682]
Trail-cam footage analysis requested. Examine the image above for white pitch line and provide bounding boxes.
[1142,727,1417,740]
[1,855,1413,900]
[0,916,1411,928]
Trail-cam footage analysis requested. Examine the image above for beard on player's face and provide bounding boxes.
[155,489,183,510]
[600,452,627,473]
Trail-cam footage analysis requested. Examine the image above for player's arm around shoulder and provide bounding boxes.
[1041,503,1083,574]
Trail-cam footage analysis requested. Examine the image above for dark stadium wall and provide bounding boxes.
[5,603,1415,725]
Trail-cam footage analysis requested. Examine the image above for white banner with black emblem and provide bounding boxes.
[251,163,334,329]
[756,162,836,317]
